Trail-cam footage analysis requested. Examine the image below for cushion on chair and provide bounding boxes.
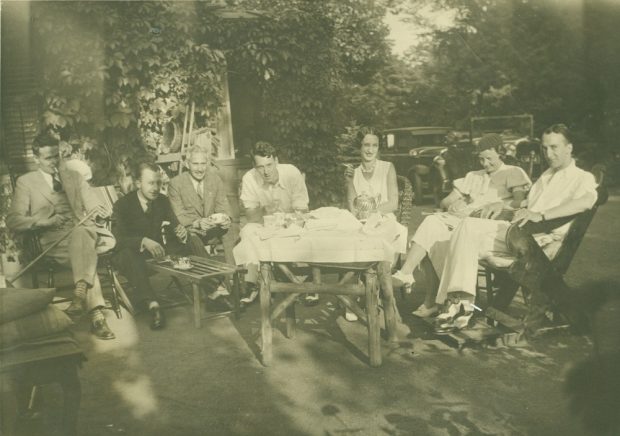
[0,288,56,324]
[0,305,73,347]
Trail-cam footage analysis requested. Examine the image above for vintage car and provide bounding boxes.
[380,126,452,203]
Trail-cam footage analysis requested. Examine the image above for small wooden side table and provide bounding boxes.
[146,255,243,328]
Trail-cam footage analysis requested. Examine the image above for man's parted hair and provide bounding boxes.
[136,161,161,180]
[32,132,60,156]
[186,144,210,160]
[543,123,573,144]
[251,141,277,159]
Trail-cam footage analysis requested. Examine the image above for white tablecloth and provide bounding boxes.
[233,209,408,266]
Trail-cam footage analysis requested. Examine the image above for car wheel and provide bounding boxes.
[411,172,424,205]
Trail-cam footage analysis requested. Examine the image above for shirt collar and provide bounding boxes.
[189,175,203,190]
[542,159,576,180]
[137,190,151,212]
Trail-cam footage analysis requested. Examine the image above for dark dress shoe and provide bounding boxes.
[150,307,166,330]
[91,319,116,340]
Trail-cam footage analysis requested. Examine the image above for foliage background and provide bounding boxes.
[27,0,620,206]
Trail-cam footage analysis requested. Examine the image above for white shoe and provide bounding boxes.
[240,289,259,305]
[412,304,439,318]
[304,293,320,306]
[436,300,462,321]
[392,270,415,292]
[344,308,358,322]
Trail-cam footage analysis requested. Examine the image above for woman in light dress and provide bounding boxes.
[342,133,399,321]
[391,134,531,331]
[346,133,399,217]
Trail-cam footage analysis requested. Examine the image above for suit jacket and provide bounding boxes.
[168,170,231,227]
[6,168,112,247]
[112,191,180,252]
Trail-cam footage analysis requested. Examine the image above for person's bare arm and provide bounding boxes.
[378,163,398,214]
[346,176,357,213]
[511,192,597,227]
[439,189,463,211]
[508,189,528,209]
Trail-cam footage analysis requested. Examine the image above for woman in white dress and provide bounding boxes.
[342,133,399,321]
[391,134,531,326]
[346,133,399,216]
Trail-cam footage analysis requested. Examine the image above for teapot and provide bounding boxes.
[353,194,379,220]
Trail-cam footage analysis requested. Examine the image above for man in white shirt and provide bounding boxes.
[432,124,598,333]
[237,141,311,305]
[7,132,116,340]
[240,141,309,221]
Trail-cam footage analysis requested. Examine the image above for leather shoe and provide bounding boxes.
[150,307,166,330]
[91,318,116,340]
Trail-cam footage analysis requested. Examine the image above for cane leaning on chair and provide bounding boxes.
[6,132,116,340]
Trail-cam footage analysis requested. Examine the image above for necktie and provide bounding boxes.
[196,182,203,200]
[144,200,152,215]
[52,173,63,192]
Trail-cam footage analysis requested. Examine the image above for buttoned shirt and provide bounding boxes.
[527,159,597,239]
[527,160,597,213]
[240,163,309,212]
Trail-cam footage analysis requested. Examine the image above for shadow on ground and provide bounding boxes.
[13,191,620,435]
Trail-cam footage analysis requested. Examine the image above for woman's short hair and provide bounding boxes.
[251,141,277,159]
[477,133,503,153]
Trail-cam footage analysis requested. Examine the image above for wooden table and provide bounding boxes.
[259,260,399,367]
[233,213,407,367]
[146,255,242,328]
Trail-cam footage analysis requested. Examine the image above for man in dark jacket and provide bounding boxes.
[112,162,198,329]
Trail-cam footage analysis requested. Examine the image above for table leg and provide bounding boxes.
[378,260,400,343]
[232,271,241,319]
[364,266,381,367]
[192,282,202,328]
[285,303,296,339]
[260,263,273,366]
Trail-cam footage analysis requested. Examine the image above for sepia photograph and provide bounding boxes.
[1,0,619,434]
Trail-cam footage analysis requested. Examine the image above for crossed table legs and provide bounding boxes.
[258,260,400,367]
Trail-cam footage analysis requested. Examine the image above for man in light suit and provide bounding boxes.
[7,132,116,340]
[168,145,233,264]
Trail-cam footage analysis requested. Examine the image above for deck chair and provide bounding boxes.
[21,185,133,318]
[478,183,608,331]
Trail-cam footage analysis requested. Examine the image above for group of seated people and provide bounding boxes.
[6,122,598,341]
[7,133,235,339]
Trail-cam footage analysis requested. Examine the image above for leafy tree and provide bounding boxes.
[209,0,394,205]
[32,0,395,205]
